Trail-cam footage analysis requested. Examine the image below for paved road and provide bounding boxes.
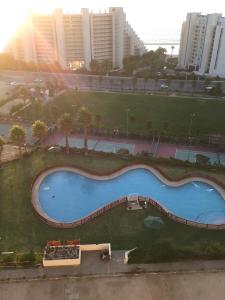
[2,269,225,299]
[1,70,225,94]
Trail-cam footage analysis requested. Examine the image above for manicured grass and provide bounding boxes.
[21,91,225,137]
[1,150,225,263]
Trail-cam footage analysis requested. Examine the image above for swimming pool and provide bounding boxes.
[32,166,225,227]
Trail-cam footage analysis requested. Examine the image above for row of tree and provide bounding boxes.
[0,106,92,156]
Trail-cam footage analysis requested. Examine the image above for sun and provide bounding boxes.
[0,2,29,52]
[0,0,57,52]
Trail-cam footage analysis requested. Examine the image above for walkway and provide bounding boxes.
[2,254,225,282]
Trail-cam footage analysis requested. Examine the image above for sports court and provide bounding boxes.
[44,132,152,154]
[176,149,225,166]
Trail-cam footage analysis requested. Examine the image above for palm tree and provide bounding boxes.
[77,107,92,155]
[19,86,29,105]
[58,113,74,154]
[171,46,175,57]
[9,125,26,155]
[0,135,5,162]
[32,120,48,144]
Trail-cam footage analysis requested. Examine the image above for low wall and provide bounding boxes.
[80,243,111,257]
[43,257,81,267]
[31,164,225,230]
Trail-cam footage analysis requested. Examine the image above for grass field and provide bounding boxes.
[19,91,225,137]
[2,150,225,263]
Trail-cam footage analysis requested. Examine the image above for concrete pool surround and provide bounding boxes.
[31,164,225,229]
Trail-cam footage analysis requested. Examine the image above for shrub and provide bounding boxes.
[116,148,130,155]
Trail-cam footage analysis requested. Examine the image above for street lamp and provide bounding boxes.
[126,108,130,138]
[187,113,196,161]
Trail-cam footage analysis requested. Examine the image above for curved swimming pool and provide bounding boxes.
[32,166,225,226]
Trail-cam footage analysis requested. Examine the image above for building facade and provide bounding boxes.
[177,12,225,77]
[5,7,146,70]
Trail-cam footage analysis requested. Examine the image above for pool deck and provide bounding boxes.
[31,164,225,229]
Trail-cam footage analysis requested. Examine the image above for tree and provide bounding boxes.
[19,86,29,105]
[58,113,74,154]
[213,82,222,97]
[77,107,92,155]
[9,125,26,154]
[0,135,5,150]
[49,104,60,122]
[32,120,48,143]
[171,46,175,57]
[90,59,99,73]
[0,135,5,159]
[101,59,112,74]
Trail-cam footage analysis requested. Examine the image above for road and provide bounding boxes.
[1,271,225,300]
[1,70,225,94]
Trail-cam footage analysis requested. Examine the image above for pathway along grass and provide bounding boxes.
[1,150,225,263]
[19,91,225,137]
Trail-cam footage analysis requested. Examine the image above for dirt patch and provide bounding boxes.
[0,144,29,163]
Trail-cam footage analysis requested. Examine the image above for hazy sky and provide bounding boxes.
[1,0,225,51]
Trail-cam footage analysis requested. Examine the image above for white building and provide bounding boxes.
[177,12,225,77]
[5,8,146,70]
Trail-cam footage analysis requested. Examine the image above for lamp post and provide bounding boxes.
[187,113,196,161]
[126,108,130,138]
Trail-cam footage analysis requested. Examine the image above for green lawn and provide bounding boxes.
[20,91,225,137]
[1,151,225,263]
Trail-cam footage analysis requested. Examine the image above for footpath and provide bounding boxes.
[1,251,225,282]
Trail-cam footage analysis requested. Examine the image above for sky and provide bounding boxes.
[0,0,225,52]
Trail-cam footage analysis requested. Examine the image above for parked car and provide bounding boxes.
[47,146,62,153]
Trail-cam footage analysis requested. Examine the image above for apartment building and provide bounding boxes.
[177,12,225,77]
[6,7,146,70]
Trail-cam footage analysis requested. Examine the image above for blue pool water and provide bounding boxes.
[38,168,225,225]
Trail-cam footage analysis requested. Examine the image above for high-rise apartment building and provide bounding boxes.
[177,12,225,77]
[5,8,146,70]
